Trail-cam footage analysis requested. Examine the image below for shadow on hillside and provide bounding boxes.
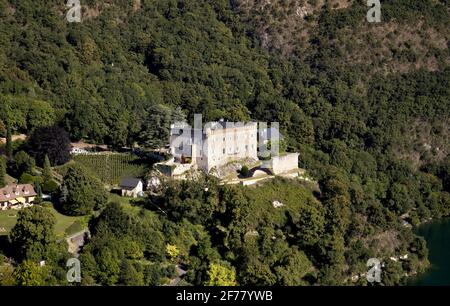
[0,235,14,259]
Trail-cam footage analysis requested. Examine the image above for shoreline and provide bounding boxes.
[407,217,450,285]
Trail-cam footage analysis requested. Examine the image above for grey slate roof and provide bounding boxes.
[119,178,142,189]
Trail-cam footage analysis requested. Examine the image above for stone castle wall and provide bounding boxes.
[266,153,299,175]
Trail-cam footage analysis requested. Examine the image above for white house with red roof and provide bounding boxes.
[0,184,37,210]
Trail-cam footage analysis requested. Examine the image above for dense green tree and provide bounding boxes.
[0,155,6,188]
[319,173,351,234]
[409,237,428,260]
[441,192,450,217]
[78,252,98,285]
[60,165,108,216]
[367,202,397,230]
[9,206,57,262]
[139,104,186,149]
[27,100,56,131]
[27,126,71,166]
[95,247,121,285]
[382,261,405,286]
[162,175,220,225]
[185,235,222,285]
[91,202,133,237]
[386,183,414,214]
[289,204,325,248]
[11,151,35,178]
[239,165,250,177]
[144,264,165,286]
[317,264,346,286]
[274,248,313,286]
[13,260,46,286]
[237,245,277,286]
[42,155,52,182]
[119,260,145,286]
[205,261,236,286]
[316,233,346,273]
[6,119,12,160]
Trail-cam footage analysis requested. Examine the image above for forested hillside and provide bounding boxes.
[0,0,449,285]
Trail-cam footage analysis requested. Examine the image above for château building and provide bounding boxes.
[157,119,298,179]
[169,120,258,172]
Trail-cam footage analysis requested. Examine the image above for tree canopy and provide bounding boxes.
[60,164,108,216]
[27,126,71,166]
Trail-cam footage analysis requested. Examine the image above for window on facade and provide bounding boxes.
[223,148,225,154]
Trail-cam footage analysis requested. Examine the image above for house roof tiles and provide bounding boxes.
[0,184,37,203]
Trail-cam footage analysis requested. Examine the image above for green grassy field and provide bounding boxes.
[51,207,87,238]
[0,210,18,236]
[108,193,133,206]
[0,205,86,238]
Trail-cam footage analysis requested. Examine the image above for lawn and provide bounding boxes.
[49,206,87,238]
[108,193,145,215]
[108,193,133,206]
[0,210,18,236]
[0,205,86,238]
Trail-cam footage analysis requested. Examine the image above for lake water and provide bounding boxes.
[408,218,450,286]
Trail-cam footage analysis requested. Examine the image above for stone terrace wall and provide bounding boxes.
[271,153,299,175]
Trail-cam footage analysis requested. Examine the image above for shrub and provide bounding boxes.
[60,164,108,216]
[42,179,59,194]
[19,173,36,184]
[240,165,250,177]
